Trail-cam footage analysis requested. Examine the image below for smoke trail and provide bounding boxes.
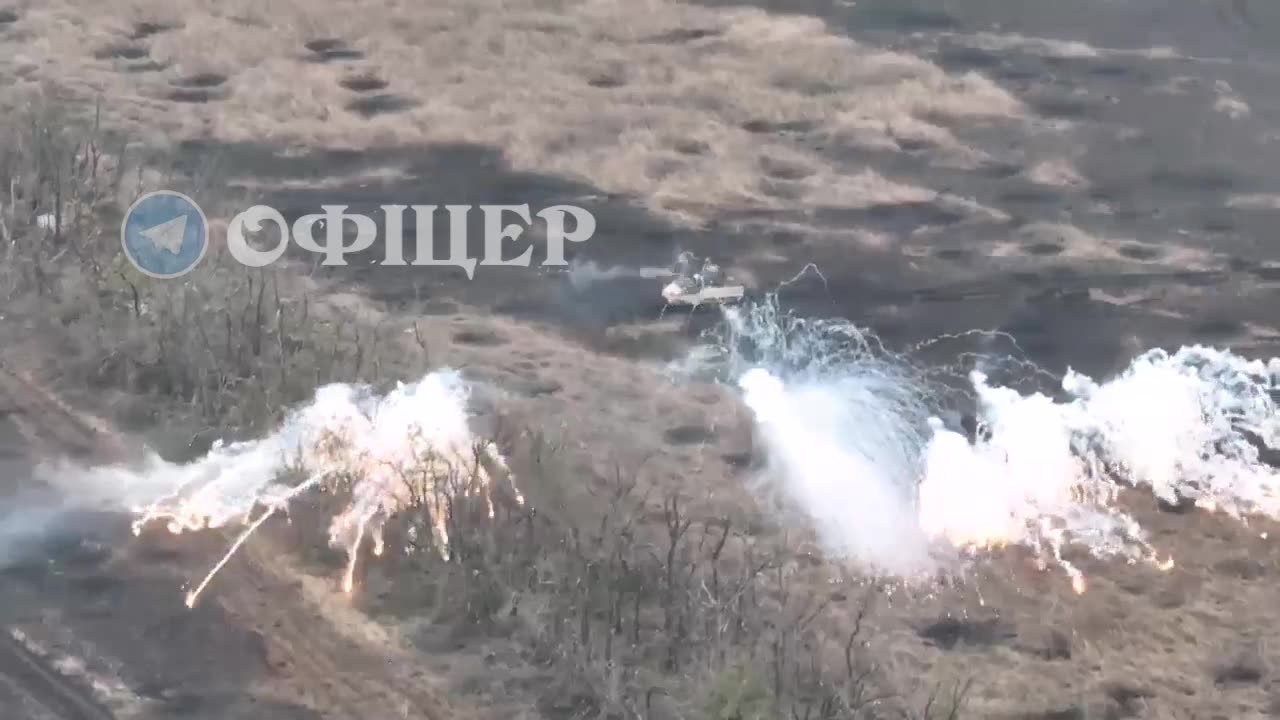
[562,258,675,290]
[1,446,152,572]
[0,501,75,570]
[688,294,945,576]
[40,369,520,605]
[688,294,1279,590]
[739,367,936,575]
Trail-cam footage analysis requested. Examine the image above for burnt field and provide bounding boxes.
[0,1,1279,719]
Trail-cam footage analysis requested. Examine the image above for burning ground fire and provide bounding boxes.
[915,347,1278,594]
[77,370,521,608]
[705,298,1278,595]
[33,288,1280,606]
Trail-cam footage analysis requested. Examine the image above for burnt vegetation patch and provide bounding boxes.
[1027,707,1086,720]
[70,572,124,598]
[1116,242,1162,261]
[164,72,229,103]
[304,38,365,63]
[587,73,625,89]
[645,27,720,44]
[741,118,815,135]
[918,615,1014,650]
[1215,654,1265,688]
[124,60,168,74]
[1025,241,1065,256]
[513,376,562,398]
[759,157,813,181]
[174,72,227,89]
[1192,316,1245,339]
[94,44,150,61]
[339,73,388,92]
[662,424,713,446]
[345,93,418,118]
[1213,555,1266,580]
[672,139,708,156]
[130,21,177,40]
[165,87,221,104]
[1103,681,1154,717]
[451,328,507,347]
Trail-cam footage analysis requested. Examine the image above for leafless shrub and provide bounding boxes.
[0,100,972,719]
[383,437,971,719]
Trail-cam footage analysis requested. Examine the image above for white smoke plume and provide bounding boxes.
[0,502,76,570]
[38,369,519,606]
[739,367,934,575]
[562,258,675,290]
[693,296,1279,591]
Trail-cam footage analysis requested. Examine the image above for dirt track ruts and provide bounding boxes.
[0,632,115,720]
[0,361,123,464]
[0,361,122,720]
[0,358,451,720]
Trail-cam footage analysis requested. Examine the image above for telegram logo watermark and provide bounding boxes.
[120,191,210,278]
[122,195,598,279]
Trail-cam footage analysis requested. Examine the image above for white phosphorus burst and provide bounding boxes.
[700,296,1278,593]
[55,369,520,607]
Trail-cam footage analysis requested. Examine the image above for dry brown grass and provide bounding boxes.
[0,89,978,718]
[3,1,1280,718]
[0,0,1029,230]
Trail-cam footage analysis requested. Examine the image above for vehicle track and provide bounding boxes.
[0,361,123,720]
[0,361,123,464]
[0,358,452,720]
[0,632,115,720]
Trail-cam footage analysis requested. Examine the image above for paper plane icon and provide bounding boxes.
[139,215,188,254]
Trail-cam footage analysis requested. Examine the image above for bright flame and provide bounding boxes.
[699,296,1279,593]
[62,370,520,606]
